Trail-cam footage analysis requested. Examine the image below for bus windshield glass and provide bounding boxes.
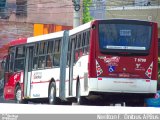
[98,23,152,52]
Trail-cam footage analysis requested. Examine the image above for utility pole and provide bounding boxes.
[72,0,81,28]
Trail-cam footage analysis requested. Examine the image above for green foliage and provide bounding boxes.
[82,0,93,24]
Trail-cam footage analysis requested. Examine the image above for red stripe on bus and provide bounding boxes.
[56,77,84,82]
[31,81,50,84]
[31,77,85,84]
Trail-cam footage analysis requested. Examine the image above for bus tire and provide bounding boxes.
[48,82,57,105]
[15,85,25,104]
[76,82,87,105]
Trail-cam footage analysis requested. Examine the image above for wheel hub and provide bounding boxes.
[16,89,22,102]
[49,87,54,103]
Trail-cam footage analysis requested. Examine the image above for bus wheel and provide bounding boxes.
[48,82,57,104]
[76,82,87,105]
[15,85,22,103]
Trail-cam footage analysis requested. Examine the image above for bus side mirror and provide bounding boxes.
[92,24,96,30]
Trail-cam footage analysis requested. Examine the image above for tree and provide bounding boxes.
[82,0,93,24]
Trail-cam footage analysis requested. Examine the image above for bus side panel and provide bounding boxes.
[29,69,60,98]
[72,55,89,97]
[4,73,15,100]
[152,23,158,81]
[88,21,97,78]
[4,72,22,100]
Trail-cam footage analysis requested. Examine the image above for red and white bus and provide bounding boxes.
[1,19,158,106]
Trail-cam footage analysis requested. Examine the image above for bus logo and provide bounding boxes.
[99,56,120,66]
[33,72,42,79]
[104,57,120,63]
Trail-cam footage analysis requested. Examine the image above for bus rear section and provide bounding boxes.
[88,19,158,106]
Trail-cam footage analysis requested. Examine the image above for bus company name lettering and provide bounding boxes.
[33,72,42,79]
[99,56,120,66]
[33,93,40,97]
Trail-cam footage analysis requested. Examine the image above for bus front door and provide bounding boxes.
[24,46,34,98]
[68,39,75,96]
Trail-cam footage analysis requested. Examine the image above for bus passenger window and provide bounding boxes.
[46,55,52,67]
[14,59,24,71]
[9,52,14,72]
[35,43,39,55]
[67,39,71,66]
[38,56,45,69]
[47,41,53,53]
[53,54,60,67]
[54,40,61,52]
[14,46,25,72]
[16,46,25,58]
[53,39,61,67]
[39,42,46,54]
[75,51,79,61]
[84,31,90,54]
[80,50,83,56]
[33,57,38,70]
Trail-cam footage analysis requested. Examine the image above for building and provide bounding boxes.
[90,0,107,19]
[0,0,7,19]
[0,0,74,38]
[0,0,76,80]
[105,0,160,38]
[0,0,75,50]
[3,0,73,26]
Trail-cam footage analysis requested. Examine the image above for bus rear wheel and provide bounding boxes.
[76,82,87,105]
[48,82,58,105]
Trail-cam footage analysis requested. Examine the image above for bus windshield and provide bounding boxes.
[98,23,152,52]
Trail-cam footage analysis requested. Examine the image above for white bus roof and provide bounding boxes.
[27,21,92,43]
[27,31,64,43]
[69,21,92,36]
